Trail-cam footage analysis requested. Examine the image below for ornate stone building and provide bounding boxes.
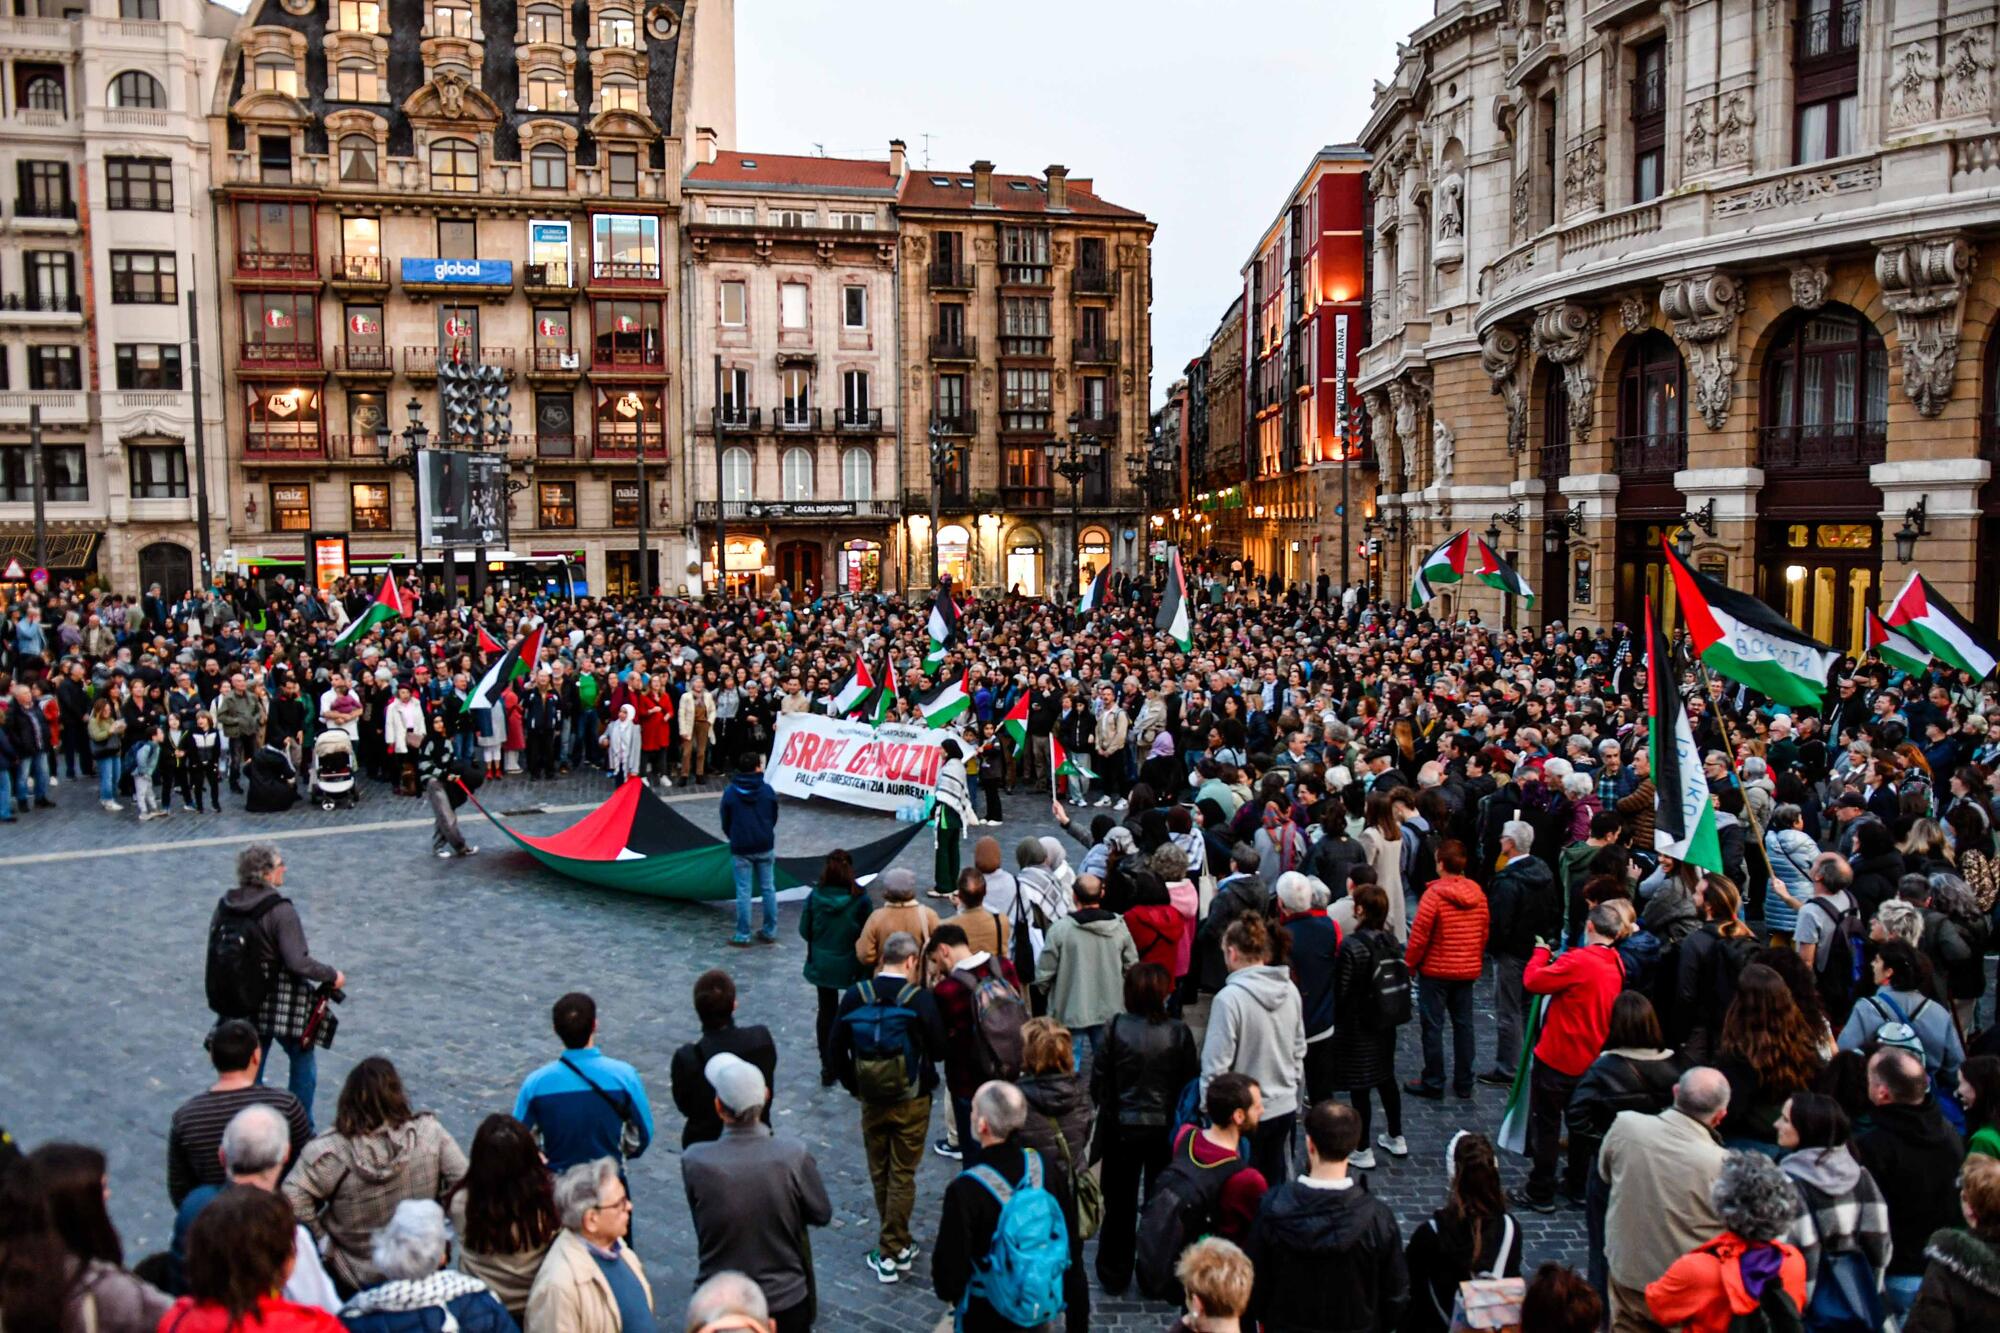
[1359,0,2000,649]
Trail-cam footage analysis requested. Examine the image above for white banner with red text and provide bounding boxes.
[767,712,946,813]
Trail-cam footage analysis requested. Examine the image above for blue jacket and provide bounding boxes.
[511,1046,655,1173]
[719,771,778,855]
[340,1277,517,1333]
[1281,911,1342,1040]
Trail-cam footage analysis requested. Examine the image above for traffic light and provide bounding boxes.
[438,360,479,445]
[477,363,511,449]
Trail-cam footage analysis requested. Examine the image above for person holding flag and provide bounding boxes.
[925,576,962,673]
[329,573,408,654]
[1156,547,1192,653]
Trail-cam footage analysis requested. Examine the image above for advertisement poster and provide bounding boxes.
[767,713,947,813]
[417,450,508,549]
[311,535,349,593]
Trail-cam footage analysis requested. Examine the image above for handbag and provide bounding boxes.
[1044,1114,1102,1240]
[560,1056,646,1158]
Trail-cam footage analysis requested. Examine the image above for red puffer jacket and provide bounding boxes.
[1122,902,1185,973]
[1405,874,1490,980]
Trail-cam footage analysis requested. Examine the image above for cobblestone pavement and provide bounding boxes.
[0,771,1584,1329]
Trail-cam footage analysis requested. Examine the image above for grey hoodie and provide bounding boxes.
[1201,962,1308,1118]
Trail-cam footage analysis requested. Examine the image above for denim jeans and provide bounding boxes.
[257,1034,318,1132]
[1071,1023,1105,1081]
[732,851,777,941]
[97,754,122,802]
[451,730,476,767]
[0,764,13,818]
[19,752,49,804]
[1416,975,1477,1094]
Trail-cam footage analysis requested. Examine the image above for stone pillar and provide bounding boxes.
[1872,457,1990,611]
[1530,301,1599,444]
[1557,472,1620,629]
[1674,466,1765,591]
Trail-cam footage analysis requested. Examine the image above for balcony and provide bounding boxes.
[1538,440,1571,481]
[11,196,76,223]
[1613,431,1687,476]
[1795,0,1861,64]
[999,334,1053,358]
[713,407,762,433]
[529,347,585,376]
[589,259,661,284]
[1631,65,1666,121]
[333,344,394,375]
[0,390,88,427]
[1000,485,1055,509]
[774,408,821,433]
[1076,412,1119,439]
[329,254,387,290]
[1072,338,1119,364]
[931,410,977,437]
[242,434,327,462]
[235,250,317,279]
[403,346,440,379]
[329,432,395,461]
[1758,421,1886,471]
[0,291,82,321]
[999,264,1052,289]
[591,346,666,374]
[929,333,978,361]
[524,261,576,294]
[591,432,671,460]
[534,434,580,459]
[928,260,974,290]
[834,407,884,433]
[238,341,321,371]
[1072,268,1116,296]
[695,499,901,522]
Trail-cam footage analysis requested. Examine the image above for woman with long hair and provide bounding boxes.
[165,1188,342,1333]
[1947,802,1998,916]
[1755,946,1836,1059]
[1673,875,1759,1061]
[1404,1132,1520,1333]
[1329,882,1406,1168]
[1358,791,1407,940]
[1091,962,1197,1296]
[1776,1092,1892,1333]
[1717,964,1827,1151]
[799,847,873,1086]
[0,1143,168,1333]
[444,1115,558,1321]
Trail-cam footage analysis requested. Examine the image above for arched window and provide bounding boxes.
[937,523,971,586]
[429,138,478,192]
[249,56,296,97]
[522,2,563,42]
[598,7,635,47]
[1760,305,1888,469]
[841,447,873,501]
[529,143,568,190]
[525,69,569,112]
[722,446,752,502]
[24,75,64,112]
[333,58,380,102]
[1615,331,1686,474]
[112,70,166,107]
[782,447,814,500]
[338,134,378,182]
[600,74,639,112]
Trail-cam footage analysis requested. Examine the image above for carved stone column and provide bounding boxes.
[1659,271,1747,432]
[1875,234,1976,418]
[1530,301,1598,442]
[1480,324,1529,456]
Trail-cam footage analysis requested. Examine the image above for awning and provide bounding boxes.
[0,526,100,570]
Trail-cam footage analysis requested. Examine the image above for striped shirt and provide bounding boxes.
[167,1085,310,1205]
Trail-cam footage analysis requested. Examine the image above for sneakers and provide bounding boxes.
[932,1136,962,1161]
[102,799,123,812]
[891,1244,918,1273]
[1113,798,1128,810]
[435,847,454,858]
[1476,1069,1515,1087]
[1092,795,1112,807]
[1348,1147,1377,1170]
[1377,1133,1409,1158]
[728,935,753,948]
[865,1249,900,1284]
[1508,1186,1557,1215]
[455,845,479,857]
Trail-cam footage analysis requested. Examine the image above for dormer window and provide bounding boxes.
[525,69,570,112]
[598,7,636,47]
[433,1,472,37]
[251,55,297,97]
[339,134,378,182]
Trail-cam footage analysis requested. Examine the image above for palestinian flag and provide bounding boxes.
[1078,564,1110,614]
[1646,596,1724,873]
[1475,538,1536,608]
[1866,608,1932,676]
[476,625,503,657]
[853,653,900,725]
[918,670,972,729]
[1884,573,2000,679]
[925,577,961,672]
[1156,547,1192,652]
[829,658,875,715]
[1496,995,1548,1157]
[1410,529,1472,609]
[469,621,545,710]
[1000,690,1031,757]
[1051,736,1094,785]
[330,573,407,651]
[1663,538,1839,707]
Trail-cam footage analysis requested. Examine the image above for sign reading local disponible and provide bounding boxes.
[401,258,514,286]
[767,713,948,813]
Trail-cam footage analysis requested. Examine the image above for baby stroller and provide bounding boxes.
[311,730,359,810]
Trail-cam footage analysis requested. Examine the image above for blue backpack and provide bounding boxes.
[841,980,923,1105]
[959,1150,1069,1331]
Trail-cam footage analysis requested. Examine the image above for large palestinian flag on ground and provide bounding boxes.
[1662,538,1839,707]
[1866,608,1932,676]
[469,621,545,710]
[466,777,926,902]
[1156,547,1192,652]
[1474,538,1537,608]
[331,573,408,651]
[1646,596,1724,873]
[1410,530,1473,609]
[1884,572,2000,679]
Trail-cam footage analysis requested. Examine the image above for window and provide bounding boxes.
[236,199,312,268]
[782,446,813,500]
[611,480,645,527]
[341,218,381,275]
[111,70,165,107]
[842,285,867,330]
[28,346,81,390]
[600,75,639,112]
[1616,331,1686,473]
[240,293,317,353]
[245,385,321,449]
[596,386,661,450]
[115,344,183,390]
[439,305,478,368]
[429,138,478,192]
[110,251,178,304]
[249,56,295,97]
[121,0,161,17]
[592,214,659,280]
[335,0,380,33]
[842,370,870,416]
[780,283,808,330]
[832,211,875,231]
[781,368,812,424]
[936,373,967,420]
[538,481,577,528]
[334,58,380,102]
[841,447,873,500]
[1002,368,1052,432]
[344,305,385,362]
[722,446,752,501]
[526,70,569,112]
[433,2,473,37]
[720,366,750,418]
[26,251,76,307]
[270,483,313,532]
[1077,304,1107,348]
[534,392,575,451]
[350,482,391,530]
[23,74,65,114]
[775,208,814,229]
[1,445,86,501]
[1794,0,1860,163]
[598,7,635,46]
[937,302,967,345]
[1080,375,1110,421]
[105,157,172,209]
[530,143,568,189]
[129,445,187,499]
[19,161,70,216]
[707,206,754,226]
[1632,39,1666,202]
[1002,297,1051,355]
[607,150,638,199]
[592,300,661,365]
[1761,305,1889,467]
[1001,226,1050,283]
[338,135,378,183]
[437,218,477,259]
[522,3,563,42]
[720,280,747,327]
[348,391,391,447]
[258,134,292,184]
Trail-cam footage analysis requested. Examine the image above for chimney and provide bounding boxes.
[888,138,906,182]
[972,159,994,208]
[1045,164,1069,212]
[694,126,718,165]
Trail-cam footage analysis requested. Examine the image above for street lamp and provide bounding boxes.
[393,397,435,604]
[1673,498,1717,560]
[1544,501,1586,557]
[1045,412,1103,599]
[926,416,961,588]
[1894,496,1930,564]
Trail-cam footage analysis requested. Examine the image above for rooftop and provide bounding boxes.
[897,167,1147,221]
[685,150,900,195]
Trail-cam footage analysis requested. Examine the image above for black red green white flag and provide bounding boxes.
[1474,538,1536,608]
[1000,690,1030,757]
[1051,736,1094,784]
[1866,608,1932,676]
[1646,595,1723,873]
[829,658,875,716]
[469,621,545,711]
[1663,537,1839,707]
[918,670,972,728]
[331,573,408,651]
[1884,572,2000,679]
[1410,530,1472,608]
[925,576,962,672]
[1155,547,1192,652]
[1078,565,1111,614]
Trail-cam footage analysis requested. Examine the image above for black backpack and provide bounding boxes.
[204,895,283,1019]
[1134,1139,1248,1303]
[1804,895,1866,1024]
[1365,934,1414,1028]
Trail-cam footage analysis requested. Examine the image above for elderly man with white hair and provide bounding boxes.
[1480,819,1560,1087]
[168,1102,340,1312]
[1277,870,1342,1109]
[683,1273,773,1333]
[526,1158,653,1333]
[339,1200,515,1333]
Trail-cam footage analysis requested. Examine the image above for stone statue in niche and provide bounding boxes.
[1432,418,1455,486]
[1436,173,1464,240]
[1543,0,1565,43]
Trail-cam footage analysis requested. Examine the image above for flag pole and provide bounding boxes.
[1681,639,1774,902]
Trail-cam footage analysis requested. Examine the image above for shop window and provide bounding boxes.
[270,482,313,531]
[538,481,576,528]
[351,482,392,530]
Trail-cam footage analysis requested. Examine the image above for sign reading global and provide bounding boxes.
[401,258,514,285]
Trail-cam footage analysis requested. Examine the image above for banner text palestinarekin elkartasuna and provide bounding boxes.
[767,713,946,812]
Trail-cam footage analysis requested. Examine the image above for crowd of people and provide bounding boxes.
[8,559,2000,1332]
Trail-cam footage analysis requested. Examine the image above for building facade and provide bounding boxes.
[894,161,1154,597]
[681,141,901,596]
[209,0,734,599]
[1361,0,2000,647]
[1188,295,1248,559]
[0,0,232,596]
[1239,146,1372,593]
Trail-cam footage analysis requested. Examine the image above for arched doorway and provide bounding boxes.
[936,523,970,587]
[1076,525,1111,595]
[774,540,820,596]
[139,541,193,601]
[1005,527,1043,597]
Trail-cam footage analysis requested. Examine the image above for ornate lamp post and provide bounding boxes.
[1044,412,1103,600]
[927,415,962,588]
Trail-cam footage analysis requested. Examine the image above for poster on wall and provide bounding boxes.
[767,713,948,813]
[417,450,508,549]
[310,535,349,594]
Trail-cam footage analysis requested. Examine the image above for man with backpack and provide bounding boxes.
[1513,903,1626,1213]
[1479,820,1560,1088]
[1794,853,1864,1026]
[513,991,656,1175]
[1134,1072,1270,1304]
[933,1079,1081,1333]
[932,922,1028,1172]
[204,843,343,1129]
[831,930,946,1286]
[1033,873,1137,1075]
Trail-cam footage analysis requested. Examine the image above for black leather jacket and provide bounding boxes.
[1091,1012,1198,1128]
